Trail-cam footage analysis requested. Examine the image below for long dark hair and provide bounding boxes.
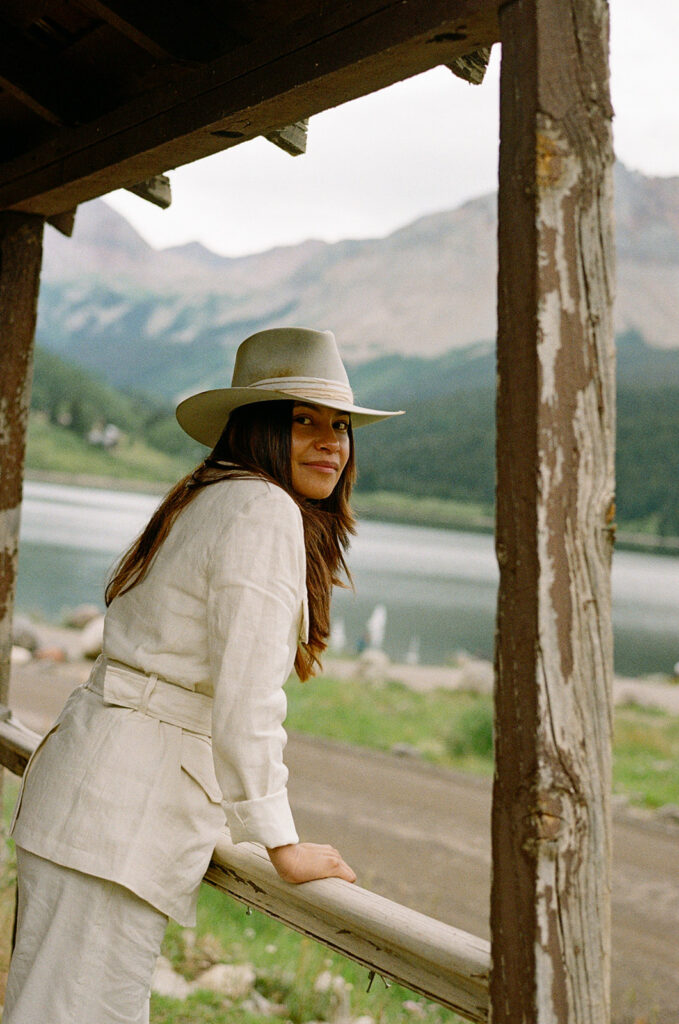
[105,401,356,680]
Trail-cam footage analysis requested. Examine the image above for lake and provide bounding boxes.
[15,480,679,677]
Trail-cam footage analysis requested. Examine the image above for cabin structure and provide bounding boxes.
[0,2,616,1021]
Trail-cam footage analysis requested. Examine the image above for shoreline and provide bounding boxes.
[24,468,679,555]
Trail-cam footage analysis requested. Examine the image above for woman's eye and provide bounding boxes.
[335,421,349,432]
[294,415,312,425]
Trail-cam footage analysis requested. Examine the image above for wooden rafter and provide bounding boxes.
[0,0,499,216]
[0,18,72,124]
[75,0,248,62]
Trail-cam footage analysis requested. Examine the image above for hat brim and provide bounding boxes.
[176,387,404,448]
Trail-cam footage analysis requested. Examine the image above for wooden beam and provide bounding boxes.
[125,173,171,208]
[492,1,615,1022]
[0,717,490,1023]
[206,837,490,1023]
[265,118,309,156]
[72,0,177,61]
[0,0,499,216]
[0,18,72,124]
[46,207,77,236]
[76,0,246,61]
[0,211,44,795]
[447,46,491,85]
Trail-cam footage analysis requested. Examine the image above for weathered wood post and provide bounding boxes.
[0,213,44,817]
[491,1,615,1021]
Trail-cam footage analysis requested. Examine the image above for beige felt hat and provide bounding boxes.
[176,327,404,447]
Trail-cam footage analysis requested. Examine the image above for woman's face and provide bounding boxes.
[290,403,351,500]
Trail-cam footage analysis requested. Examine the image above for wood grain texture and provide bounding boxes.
[0,213,43,707]
[492,1,615,1022]
[207,835,491,1022]
[0,0,499,215]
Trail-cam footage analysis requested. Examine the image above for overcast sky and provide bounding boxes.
[104,0,679,258]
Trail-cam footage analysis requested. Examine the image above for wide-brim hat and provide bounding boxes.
[176,327,404,448]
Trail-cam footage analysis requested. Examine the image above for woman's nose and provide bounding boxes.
[315,425,339,449]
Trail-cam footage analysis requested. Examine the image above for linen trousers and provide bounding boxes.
[4,847,168,1024]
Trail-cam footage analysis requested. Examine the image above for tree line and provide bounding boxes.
[29,344,679,537]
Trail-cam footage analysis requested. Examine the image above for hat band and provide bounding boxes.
[247,375,355,407]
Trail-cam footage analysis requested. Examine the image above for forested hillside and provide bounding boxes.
[28,337,679,537]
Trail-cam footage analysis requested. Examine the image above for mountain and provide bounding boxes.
[37,162,679,400]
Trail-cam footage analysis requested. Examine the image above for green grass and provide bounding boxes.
[26,414,190,484]
[285,676,495,777]
[613,705,679,808]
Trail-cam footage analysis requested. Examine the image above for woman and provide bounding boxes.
[4,326,402,1024]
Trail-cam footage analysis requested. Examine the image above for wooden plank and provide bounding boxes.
[492,1,615,1022]
[0,18,71,124]
[0,211,43,829]
[266,118,308,156]
[0,721,490,1023]
[447,46,491,84]
[46,207,77,236]
[0,0,499,215]
[126,173,171,208]
[0,213,44,710]
[0,716,40,777]
[206,836,490,1023]
[77,0,246,61]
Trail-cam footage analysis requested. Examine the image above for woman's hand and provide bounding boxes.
[266,842,356,884]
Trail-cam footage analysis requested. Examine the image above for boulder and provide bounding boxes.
[190,962,255,999]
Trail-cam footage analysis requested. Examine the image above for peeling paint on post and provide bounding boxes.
[492,1,615,1022]
[0,213,44,714]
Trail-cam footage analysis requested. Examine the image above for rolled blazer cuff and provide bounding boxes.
[224,788,299,848]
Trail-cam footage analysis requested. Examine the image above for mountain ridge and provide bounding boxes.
[37,162,679,399]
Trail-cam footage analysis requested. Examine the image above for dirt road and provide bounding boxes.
[7,657,679,1024]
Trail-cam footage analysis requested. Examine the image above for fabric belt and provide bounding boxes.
[86,656,212,737]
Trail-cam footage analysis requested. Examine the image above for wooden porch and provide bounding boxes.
[0,2,616,1021]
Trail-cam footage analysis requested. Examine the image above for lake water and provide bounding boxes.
[15,480,679,677]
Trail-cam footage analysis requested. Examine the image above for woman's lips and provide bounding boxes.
[303,461,339,473]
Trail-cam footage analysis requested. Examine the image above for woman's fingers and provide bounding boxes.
[267,842,357,884]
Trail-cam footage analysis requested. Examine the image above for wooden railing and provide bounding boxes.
[0,715,490,1023]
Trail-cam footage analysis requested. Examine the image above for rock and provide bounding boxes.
[80,615,105,659]
[64,604,102,629]
[151,955,191,1000]
[10,646,32,666]
[190,962,256,999]
[12,615,39,653]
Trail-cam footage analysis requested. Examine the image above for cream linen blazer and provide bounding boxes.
[12,477,308,926]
